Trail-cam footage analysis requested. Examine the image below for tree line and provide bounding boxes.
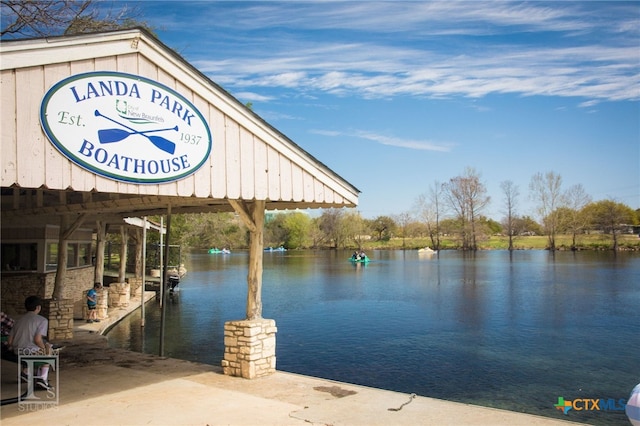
[134,168,638,252]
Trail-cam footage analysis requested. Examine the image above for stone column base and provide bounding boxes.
[109,282,130,307]
[222,319,277,379]
[41,299,74,340]
[128,277,143,298]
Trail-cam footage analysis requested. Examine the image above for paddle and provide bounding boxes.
[94,110,177,155]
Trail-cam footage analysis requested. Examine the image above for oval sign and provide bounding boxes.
[40,71,212,184]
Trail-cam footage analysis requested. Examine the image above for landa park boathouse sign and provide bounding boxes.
[40,71,212,183]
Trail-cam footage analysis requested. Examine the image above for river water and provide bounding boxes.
[107,249,640,425]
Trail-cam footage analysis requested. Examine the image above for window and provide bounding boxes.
[46,243,58,271]
[1,243,37,271]
[79,243,91,266]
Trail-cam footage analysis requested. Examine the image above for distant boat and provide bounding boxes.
[349,254,370,263]
[418,247,437,254]
[265,246,287,252]
[208,248,231,254]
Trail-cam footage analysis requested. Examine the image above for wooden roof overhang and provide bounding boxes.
[0,29,359,230]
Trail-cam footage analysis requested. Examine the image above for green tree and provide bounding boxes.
[480,216,502,235]
[264,212,288,248]
[342,210,367,249]
[282,211,312,249]
[317,209,348,248]
[370,215,396,241]
[512,216,543,236]
[583,200,637,250]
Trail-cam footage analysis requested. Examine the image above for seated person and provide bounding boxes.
[7,296,53,390]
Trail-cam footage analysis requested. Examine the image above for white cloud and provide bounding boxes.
[233,92,274,102]
[184,2,639,103]
[312,129,453,152]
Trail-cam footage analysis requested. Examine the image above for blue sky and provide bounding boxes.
[133,1,639,220]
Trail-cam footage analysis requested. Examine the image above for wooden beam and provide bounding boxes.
[61,213,87,239]
[228,199,257,233]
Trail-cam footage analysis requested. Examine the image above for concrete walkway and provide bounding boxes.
[1,293,582,425]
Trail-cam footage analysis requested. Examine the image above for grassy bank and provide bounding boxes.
[362,234,640,251]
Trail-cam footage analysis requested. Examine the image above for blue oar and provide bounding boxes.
[94,110,177,155]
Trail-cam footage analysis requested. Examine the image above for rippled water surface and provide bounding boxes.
[107,250,640,425]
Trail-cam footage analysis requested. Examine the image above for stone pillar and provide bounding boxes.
[128,277,143,298]
[108,282,130,308]
[41,299,74,340]
[82,287,108,320]
[222,319,277,379]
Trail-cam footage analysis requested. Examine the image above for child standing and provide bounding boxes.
[86,283,101,323]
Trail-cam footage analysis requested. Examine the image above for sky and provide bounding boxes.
[131,1,639,220]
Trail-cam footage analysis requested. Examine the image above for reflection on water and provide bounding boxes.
[107,250,640,425]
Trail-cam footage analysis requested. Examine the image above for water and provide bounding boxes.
[107,250,640,425]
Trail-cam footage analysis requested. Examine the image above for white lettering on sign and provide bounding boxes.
[40,71,212,184]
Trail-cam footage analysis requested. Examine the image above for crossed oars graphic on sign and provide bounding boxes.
[95,109,177,155]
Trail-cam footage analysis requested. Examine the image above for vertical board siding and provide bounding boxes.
[314,179,325,203]
[43,63,73,190]
[210,108,227,198]
[155,67,179,197]
[174,79,196,197]
[239,127,255,200]
[225,117,241,199]
[68,59,99,192]
[192,92,212,198]
[16,67,46,188]
[1,70,17,186]
[291,164,304,201]
[254,139,268,200]
[279,153,293,201]
[266,146,281,201]
[302,171,314,202]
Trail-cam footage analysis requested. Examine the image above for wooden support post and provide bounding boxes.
[52,213,86,300]
[118,226,128,283]
[94,220,106,286]
[229,199,265,320]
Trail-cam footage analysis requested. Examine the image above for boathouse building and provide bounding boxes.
[0,28,359,378]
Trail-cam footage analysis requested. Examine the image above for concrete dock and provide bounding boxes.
[1,294,582,425]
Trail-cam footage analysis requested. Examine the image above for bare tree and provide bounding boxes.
[443,167,490,250]
[563,184,592,250]
[414,180,443,250]
[500,180,519,251]
[394,211,412,250]
[529,171,564,251]
[1,0,150,39]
